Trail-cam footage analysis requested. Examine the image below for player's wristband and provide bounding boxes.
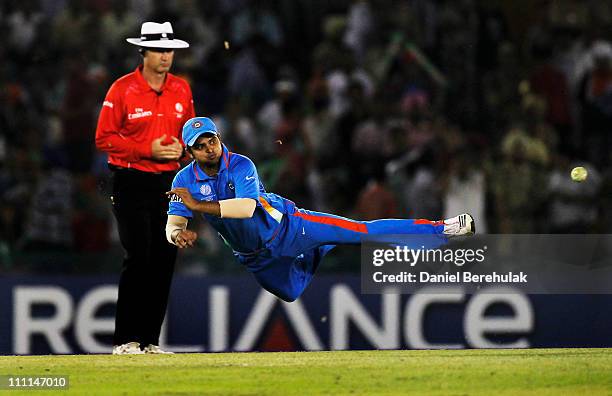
[166,215,188,245]
[170,229,181,243]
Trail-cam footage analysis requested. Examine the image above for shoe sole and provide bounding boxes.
[466,213,475,235]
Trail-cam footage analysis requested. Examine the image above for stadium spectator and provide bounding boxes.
[6,0,45,58]
[343,0,374,64]
[442,149,488,233]
[22,167,74,253]
[313,15,354,76]
[50,0,93,55]
[528,36,573,149]
[576,40,612,168]
[227,39,271,111]
[354,169,399,221]
[493,139,547,233]
[257,78,299,152]
[99,0,139,73]
[60,54,97,174]
[402,146,444,220]
[229,0,284,49]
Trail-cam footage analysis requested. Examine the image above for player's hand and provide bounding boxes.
[167,188,200,211]
[152,135,183,161]
[175,229,197,248]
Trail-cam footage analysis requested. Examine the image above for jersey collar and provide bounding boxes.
[135,65,169,94]
[192,144,232,182]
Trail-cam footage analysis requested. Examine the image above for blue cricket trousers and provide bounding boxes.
[238,207,447,302]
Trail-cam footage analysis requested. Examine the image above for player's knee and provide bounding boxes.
[275,289,300,302]
[257,274,307,302]
[278,292,298,303]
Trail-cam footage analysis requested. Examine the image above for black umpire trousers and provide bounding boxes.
[110,166,177,347]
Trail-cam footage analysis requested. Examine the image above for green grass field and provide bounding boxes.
[1,349,611,395]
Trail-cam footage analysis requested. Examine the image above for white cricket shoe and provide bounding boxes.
[442,213,475,237]
[143,344,174,354]
[112,342,144,355]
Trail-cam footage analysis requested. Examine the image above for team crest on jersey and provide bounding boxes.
[175,102,183,113]
[200,184,212,196]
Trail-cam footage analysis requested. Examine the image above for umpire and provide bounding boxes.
[95,22,195,354]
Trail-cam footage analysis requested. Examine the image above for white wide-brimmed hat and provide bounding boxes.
[126,22,189,49]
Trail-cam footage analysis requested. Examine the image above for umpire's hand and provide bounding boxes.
[152,134,183,161]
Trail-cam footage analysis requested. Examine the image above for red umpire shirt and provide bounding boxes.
[96,65,195,171]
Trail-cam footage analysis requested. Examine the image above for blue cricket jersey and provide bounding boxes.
[168,144,292,253]
[168,144,447,302]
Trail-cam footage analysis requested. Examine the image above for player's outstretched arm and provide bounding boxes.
[166,188,256,219]
[167,188,221,216]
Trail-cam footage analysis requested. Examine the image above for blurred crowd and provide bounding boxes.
[1,0,611,273]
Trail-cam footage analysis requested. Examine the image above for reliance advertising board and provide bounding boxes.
[1,275,611,355]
